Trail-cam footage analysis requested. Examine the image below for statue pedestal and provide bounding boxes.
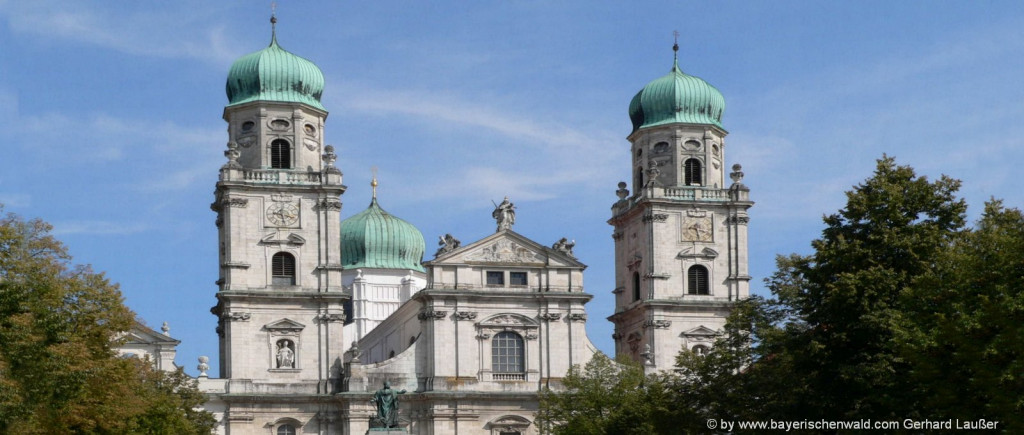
[367,429,407,434]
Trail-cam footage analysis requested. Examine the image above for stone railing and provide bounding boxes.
[661,187,731,201]
[239,169,323,185]
[492,373,526,381]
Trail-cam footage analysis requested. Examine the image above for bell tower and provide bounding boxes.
[209,15,347,402]
[608,43,753,370]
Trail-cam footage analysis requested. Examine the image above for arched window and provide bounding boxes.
[270,139,292,169]
[688,265,709,295]
[272,252,296,285]
[492,331,524,374]
[684,158,702,186]
[634,166,643,191]
[632,272,641,301]
[277,424,296,435]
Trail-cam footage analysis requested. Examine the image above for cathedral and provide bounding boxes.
[125,17,752,435]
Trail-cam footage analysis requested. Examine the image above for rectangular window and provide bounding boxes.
[486,271,504,285]
[509,271,528,286]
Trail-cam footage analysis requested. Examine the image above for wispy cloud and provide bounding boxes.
[1,1,240,66]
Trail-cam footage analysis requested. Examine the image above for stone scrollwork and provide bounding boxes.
[315,198,342,211]
[318,313,345,323]
[223,312,251,322]
[727,215,750,225]
[643,319,672,329]
[417,310,448,321]
[524,333,538,340]
[642,212,669,223]
[539,313,562,322]
[611,332,623,340]
[453,311,478,321]
[476,333,491,340]
[568,313,588,322]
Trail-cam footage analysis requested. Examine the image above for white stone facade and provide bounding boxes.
[609,123,752,371]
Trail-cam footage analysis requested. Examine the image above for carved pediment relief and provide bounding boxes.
[265,318,305,333]
[465,238,543,264]
[678,247,718,259]
[477,313,539,329]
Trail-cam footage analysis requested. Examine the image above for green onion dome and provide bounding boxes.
[628,56,725,132]
[225,33,326,111]
[340,198,426,272]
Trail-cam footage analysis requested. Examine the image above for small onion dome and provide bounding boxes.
[628,58,725,132]
[225,34,326,111]
[340,199,426,272]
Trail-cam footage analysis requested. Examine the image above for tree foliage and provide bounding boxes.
[537,354,679,434]
[539,157,1023,432]
[0,207,215,434]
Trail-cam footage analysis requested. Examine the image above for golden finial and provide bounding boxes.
[371,166,379,199]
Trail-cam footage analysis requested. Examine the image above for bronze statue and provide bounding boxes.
[371,381,407,428]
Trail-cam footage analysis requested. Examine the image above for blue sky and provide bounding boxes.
[2,1,1023,377]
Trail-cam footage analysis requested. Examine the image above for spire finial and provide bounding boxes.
[371,166,379,199]
[270,2,278,43]
[672,30,680,70]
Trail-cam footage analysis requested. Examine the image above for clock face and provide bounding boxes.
[683,216,713,242]
[266,203,299,227]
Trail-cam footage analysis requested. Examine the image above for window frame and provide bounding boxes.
[486,271,505,286]
[272,252,296,286]
[687,264,710,295]
[509,271,528,286]
[491,331,525,375]
[270,139,293,169]
[684,158,703,186]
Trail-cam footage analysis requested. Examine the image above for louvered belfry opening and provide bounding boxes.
[270,139,292,169]
[272,252,296,285]
[688,265,709,295]
[684,158,702,186]
[632,271,642,301]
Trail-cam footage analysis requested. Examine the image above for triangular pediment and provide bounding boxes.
[265,318,306,332]
[124,321,180,345]
[428,230,585,268]
[681,325,719,337]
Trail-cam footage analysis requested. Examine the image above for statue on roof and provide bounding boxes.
[436,233,461,256]
[492,196,516,232]
[552,238,576,259]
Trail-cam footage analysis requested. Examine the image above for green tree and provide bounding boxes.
[753,156,967,420]
[899,200,1024,428]
[0,207,215,434]
[537,353,680,434]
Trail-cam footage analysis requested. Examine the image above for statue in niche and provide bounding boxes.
[370,381,407,428]
[644,161,661,187]
[276,339,295,369]
[492,196,516,231]
[436,233,461,256]
[552,238,576,258]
